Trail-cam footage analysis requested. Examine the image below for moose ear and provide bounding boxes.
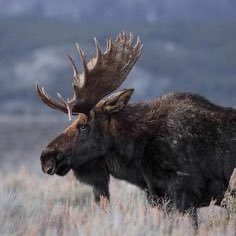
[102,89,134,113]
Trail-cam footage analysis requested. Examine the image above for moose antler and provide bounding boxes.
[36,32,143,118]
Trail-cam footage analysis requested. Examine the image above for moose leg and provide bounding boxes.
[73,159,110,205]
[93,182,110,204]
[91,161,110,204]
[168,180,200,230]
[141,162,166,207]
[142,172,165,207]
[145,188,164,207]
[175,191,198,228]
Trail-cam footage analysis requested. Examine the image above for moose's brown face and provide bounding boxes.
[40,118,77,176]
[40,90,134,176]
[40,113,93,176]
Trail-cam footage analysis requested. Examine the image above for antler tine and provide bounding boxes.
[118,33,123,41]
[76,44,88,73]
[115,33,120,42]
[124,32,133,46]
[116,32,132,45]
[57,92,73,121]
[57,92,67,104]
[105,38,112,53]
[94,38,102,63]
[134,36,142,50]
[122,31,127,42]
[127,32,134,46]
[36,84,69,113]
[36,83,80,117]
[120,36,143,78]
[90,52,93,62]
[68,54,79,78]
[68,54,86,90]
[132,38,143,62]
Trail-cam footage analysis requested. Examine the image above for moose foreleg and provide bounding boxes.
[93,182,110,204]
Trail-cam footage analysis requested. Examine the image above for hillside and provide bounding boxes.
[0,18,236,115]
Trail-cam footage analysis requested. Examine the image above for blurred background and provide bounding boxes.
[0,0,236,172]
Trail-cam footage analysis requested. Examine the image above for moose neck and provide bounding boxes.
[102,103,160,187]
[106,102,162,138]
[104,102,161,159]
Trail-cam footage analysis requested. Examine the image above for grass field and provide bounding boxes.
[1,169,236,236]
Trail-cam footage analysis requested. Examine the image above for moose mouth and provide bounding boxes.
[54,160,71,176]
[43,157,71,176]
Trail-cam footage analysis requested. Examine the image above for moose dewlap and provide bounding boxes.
[36,32,236,216]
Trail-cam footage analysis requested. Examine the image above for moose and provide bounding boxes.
[37,32,236,214]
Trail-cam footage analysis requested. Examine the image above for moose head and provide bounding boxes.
[37,33,143,176]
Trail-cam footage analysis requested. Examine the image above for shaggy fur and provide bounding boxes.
[40,92,236,214]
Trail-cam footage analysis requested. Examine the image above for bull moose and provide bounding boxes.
[37,32,236,214]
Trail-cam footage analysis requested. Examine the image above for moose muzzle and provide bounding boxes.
[40,149,71,176]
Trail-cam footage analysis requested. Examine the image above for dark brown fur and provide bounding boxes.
[40,91,236,217]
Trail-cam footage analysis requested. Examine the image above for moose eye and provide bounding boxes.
[79,124,88,131]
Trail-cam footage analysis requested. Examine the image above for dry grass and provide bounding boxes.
[0,169,236,236]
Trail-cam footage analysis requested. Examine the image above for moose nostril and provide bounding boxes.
[43,162,55,175]
[45,166,54,175]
